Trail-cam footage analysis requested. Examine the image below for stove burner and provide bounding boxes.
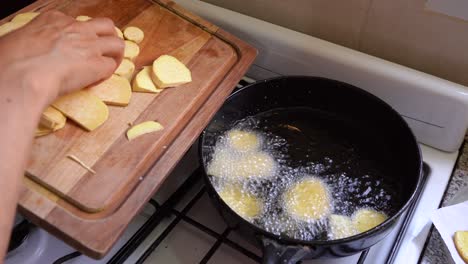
[8,220,33,253]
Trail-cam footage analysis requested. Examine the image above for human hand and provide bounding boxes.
[0,10,124,107]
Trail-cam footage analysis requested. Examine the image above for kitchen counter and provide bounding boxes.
[421,134,468,264]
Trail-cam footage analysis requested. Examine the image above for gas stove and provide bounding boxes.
[6,0,468,263]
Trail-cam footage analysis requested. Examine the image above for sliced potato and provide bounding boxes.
[284,177,331,222]
[207,148,236,178]
[115,27,124,39]
[133,66,163,93]
[454,231,468,263]
[126,121,163,140]
[329,214,358,240]
[40,106,66,131]
[52,91,108,131]
[87,74,132,106]
[0,21,27,37]
[76,15,92,22]
[123,26,144,43]
[352,208,387,233]
[218,185,262,221]
[235,151,277,179]
[124,40,139,60]
[227,129,260,152]
[114,59,135,80]
[11,12,40,23]
[151,55,192,88]
[35,125,53,137]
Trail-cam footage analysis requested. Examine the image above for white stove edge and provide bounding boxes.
[174,0,468,153]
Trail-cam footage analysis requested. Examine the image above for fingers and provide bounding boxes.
[89,56,117,81]
[95,36,125,66]
[82,17,116,37]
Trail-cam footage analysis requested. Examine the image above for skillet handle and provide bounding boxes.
[261,237,310,264]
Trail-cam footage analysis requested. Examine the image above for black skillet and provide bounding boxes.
[198,76,423,263]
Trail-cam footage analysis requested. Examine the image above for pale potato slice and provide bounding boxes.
[133,66,163,93]
[35,125,53,137]
[76,15,92,22]
[126,121,163,140]
[329,214,358,240]
[40,106,66,131]
[218,185,262,221]
[207,148,236,178]
[115,27,124,39]
[11,12,40,23]
[87,74,132,106]
[124,40,139,60]
[123,26,144,43]
[0,21,27,37]
[52,91,108,131]
[284,177,331,222]
[227,129,260,152]
[234,151,277,179]
[352,208,387,233]
[151,55,192,88]
[454,231,468,263]
[114,59,135,80]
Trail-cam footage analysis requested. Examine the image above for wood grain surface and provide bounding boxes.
[22,0,237,213]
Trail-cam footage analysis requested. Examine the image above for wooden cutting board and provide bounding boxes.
[10,0,256,258]
[22,0,238,213]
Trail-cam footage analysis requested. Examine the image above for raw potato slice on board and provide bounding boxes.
[454,231,468,263]
[114,59,135,80]
[11,12,40,23]
[352,208,387,233]
[87,74,132,106]
[35,125,53,137]
[123,26,144,43]
[151,55,192,88]
[218,185,262,221]
[115,27,124,39]
[0,21,27,37]
[52,91,108,131]
[283,177,331,222]
[133,66,163,93]
[76,15,92,22]
[126,121,163,140]
[124,40,139,60]
[40,106,66,131]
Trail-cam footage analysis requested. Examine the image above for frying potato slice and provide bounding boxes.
[87,74,132,106]
[115,27,124,39]
[207,148,235,178]
[235,151,277,179]
[0,21,27,37]
[123,26,144,43]
[124,40,140,60]
[52,91,108,131]
[133,66,163,93]
[126,121,163,140]
[329,214,358,240]
[40,106,66,131]
[151,55,192,88]
[76,15,92,22]
[11,12,40,23]
[352,208,387,233]
[227,129,261,152]
[114,59,135,80]
[35,125,53,137]
[218,185,262,221]
[454,231,468,263]
[284,177,331,222]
